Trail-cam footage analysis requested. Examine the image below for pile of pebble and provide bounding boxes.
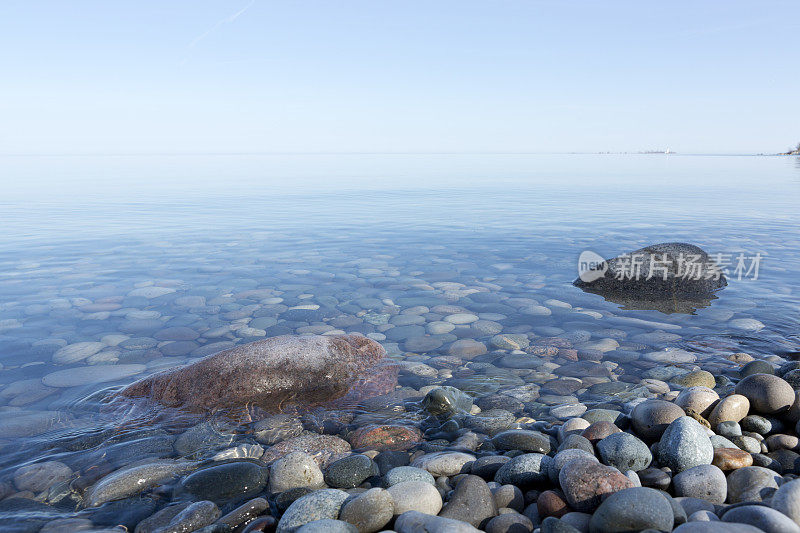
[3,360,800,532]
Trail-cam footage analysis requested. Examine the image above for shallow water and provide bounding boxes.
[1,154,799,527]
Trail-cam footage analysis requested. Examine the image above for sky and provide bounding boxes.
[0,1,798,155]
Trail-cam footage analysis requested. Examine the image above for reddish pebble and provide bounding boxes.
[348,424,424,451]
[538,489,572,518]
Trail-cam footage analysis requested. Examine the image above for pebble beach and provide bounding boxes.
[1,154,800,533]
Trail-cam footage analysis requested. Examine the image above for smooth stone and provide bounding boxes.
[411,452,475,476]
[324,455,377,489]
[658,417,714,473]
[688,510,719,522]
[541,516,581,533]
[386,480,443,516]
[734,374,794,415]
[52,342,105,364]
[421,386,473,416]
[439,474,497,527]
[485,513,534,533]
[296,519,358,533]
[447,339,488,359]
[180,461,269,504]
[493,484,524,513]
[708,395,750,428]
[277,489,350,533]
[712,447,753,472]
[548,449,597,485]
[174,421,234,457]
[588,487,674,533]
[394,510,481,533]
[674,387,720,418]
[445,313,480,325]
[726,466,781,503]
[672,464,726,503]
[491,334,530,350]
[559,458,634,512]
[270,452,324,492]
[119,334,392,413]
[85,461,195,507]
[384,466,435,487]
[771,478,800,526]
[672,371,716,389]
[741,360,775,377]
[722,505,800,533]
[492,430,552,454]
[471,455,512,479]
[631,400,684,441]
[128,286,176,298]
[155,500,220,533]
[495,453,552,486]
[674,523,765,532]
[13,461,72,493]
[339,487,395,533]
[466,409,517,436]
[596,432,652,472]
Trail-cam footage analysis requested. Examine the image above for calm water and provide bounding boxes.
[1,154,799,526]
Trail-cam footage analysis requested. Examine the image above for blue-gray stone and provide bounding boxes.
[596,432,651,472]
[658,417,713,473]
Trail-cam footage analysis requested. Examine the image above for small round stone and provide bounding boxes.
[438,474,497,527]
[278,489,350,532]
[485,513,534,533]
[296,519,358,533]
[734,374,794,415]
[581,421,621,445]
[589,487,674,533]
[411,451,476,476]
[492,429,552,454]
[708,395,750,428]
[631,400,685,441]
[324,455,377,489]
[771,478,800,527]
[14,461,72,492]
[492,452,552,487]
[384,466,435,487]
[558,458,634,512]
[596,432,652,472]
[740,360,774,377]
[339,487,395,533]
[269,452,324,493]
[674,387,720,418]
[722,505,800,533]
[672,464,726,504]
[726,466,781,503]
[386,480,443,516]
[657,417,714,473]
[712,448,753,471]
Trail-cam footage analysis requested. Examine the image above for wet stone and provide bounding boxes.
[179,461,269,504]
[324,454,378,489]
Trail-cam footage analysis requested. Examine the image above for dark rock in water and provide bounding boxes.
[421,386,473,417]
[574,243,726,313]
[119,334,396,414]
[86,495,159,529]
[179,461,269,504]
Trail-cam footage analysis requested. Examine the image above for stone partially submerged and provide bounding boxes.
[574,242,727,313]
[118,334,396,415]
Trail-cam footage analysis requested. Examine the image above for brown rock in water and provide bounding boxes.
[348,424,424,451]
[119,334,396,413]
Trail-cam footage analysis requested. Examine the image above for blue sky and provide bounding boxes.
[1,1,798,154]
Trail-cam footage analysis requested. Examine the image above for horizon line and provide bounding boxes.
[0,150,791,158]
